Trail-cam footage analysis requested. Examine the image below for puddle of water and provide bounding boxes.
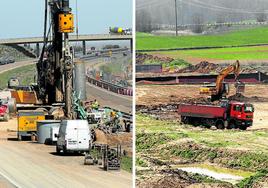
[172,164,253,184]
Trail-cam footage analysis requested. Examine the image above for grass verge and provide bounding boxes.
[121,156,132,173]
[0,64,36,89]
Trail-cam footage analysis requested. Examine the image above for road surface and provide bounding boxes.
[86,83,132,113]
[0,120,132,188]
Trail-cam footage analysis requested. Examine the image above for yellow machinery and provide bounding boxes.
[17,111,45,140]
[59,13,74,33]
[11,90,39,104]
[200,60,244,101]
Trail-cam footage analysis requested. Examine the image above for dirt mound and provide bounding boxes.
[177,61,259,74]
[136,53,174,65]
[137,169,233,188]
[94,129,132,147]
[178,61,221,74]
[228,93,268,102]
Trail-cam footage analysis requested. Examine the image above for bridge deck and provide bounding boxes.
[0,34,132,45]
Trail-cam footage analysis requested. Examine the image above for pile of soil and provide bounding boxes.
[228,93,268,102]
[178,61,221,74]
[136,53,174,65]
[94,130,132,156]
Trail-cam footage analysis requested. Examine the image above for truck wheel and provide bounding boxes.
[227,122,236,129]
[216,121,225,130]
[239,126,247,131]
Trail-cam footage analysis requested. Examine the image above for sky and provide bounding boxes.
[0,0,132,39]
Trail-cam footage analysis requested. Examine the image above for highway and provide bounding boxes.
[0,59,37,74]
[86,83,132,113]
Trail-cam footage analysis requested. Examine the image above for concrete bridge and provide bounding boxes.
[0,34,133,57]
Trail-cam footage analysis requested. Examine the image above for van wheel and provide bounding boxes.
[63,146,67,155]
[56,146,61,154]
[216,121,225,130]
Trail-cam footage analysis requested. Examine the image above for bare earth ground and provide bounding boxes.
[136,84,268,130]
[0,119,132,188]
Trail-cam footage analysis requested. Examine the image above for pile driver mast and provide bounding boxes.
[37,0,75,119]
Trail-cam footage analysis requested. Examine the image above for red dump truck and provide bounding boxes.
[178,101,254,130]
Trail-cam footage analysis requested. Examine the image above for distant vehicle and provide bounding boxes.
[0,100,9,121]
[0,57,15,65]
[56,120,91,154]
[109,27,132,35]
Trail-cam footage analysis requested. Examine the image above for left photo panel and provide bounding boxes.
[0,0,133,187]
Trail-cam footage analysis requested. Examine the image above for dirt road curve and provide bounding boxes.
[86,83,132,113]
[0,59,36,74]
[0,120,132,188]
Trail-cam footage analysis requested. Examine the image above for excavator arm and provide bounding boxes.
[200,60,242,101]
[215,60,240,94]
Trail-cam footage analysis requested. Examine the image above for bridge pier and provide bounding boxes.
[130,39,133,52]
[36,43,40,57]
[82,40,86,55]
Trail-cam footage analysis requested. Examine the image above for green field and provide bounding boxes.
[150,46,268,61]
[137,27,268,50]
[0,64,36,89]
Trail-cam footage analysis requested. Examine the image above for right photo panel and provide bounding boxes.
[135,0,268,187]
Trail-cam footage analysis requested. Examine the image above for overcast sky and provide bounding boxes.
[0,0,132,39]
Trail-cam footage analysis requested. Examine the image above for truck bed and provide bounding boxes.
[178,104,226,119]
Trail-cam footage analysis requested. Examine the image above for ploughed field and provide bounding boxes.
[136,84,268,188]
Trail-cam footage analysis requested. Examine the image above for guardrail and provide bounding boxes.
[86,76,133,96]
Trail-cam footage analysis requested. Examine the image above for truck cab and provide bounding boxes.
[228,102,254,130]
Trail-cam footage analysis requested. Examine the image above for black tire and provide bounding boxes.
[227,121,236,129]
[63,146,67,155]
[216,121,225,130]
[56,146,61,154]
[239,126,247,130]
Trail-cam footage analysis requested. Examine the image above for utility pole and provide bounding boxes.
[175,0,178,36]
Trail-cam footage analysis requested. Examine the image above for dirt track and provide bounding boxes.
[136,84,268,130]
[0,119,132,188]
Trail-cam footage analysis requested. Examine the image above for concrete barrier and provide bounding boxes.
[87,76,133,96]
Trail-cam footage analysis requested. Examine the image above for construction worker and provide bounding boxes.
[91,99,99,111]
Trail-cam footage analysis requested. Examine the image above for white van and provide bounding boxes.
[56,120,91,154]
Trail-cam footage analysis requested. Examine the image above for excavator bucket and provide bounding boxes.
[235,81,245,94]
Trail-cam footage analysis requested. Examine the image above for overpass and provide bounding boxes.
[0,34,133,57]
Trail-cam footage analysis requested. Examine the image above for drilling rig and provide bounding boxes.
[37,0,75,119]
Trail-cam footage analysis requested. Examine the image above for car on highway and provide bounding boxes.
[0,56,15,65]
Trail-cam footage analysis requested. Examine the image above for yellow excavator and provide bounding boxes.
[200,60,245,101]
